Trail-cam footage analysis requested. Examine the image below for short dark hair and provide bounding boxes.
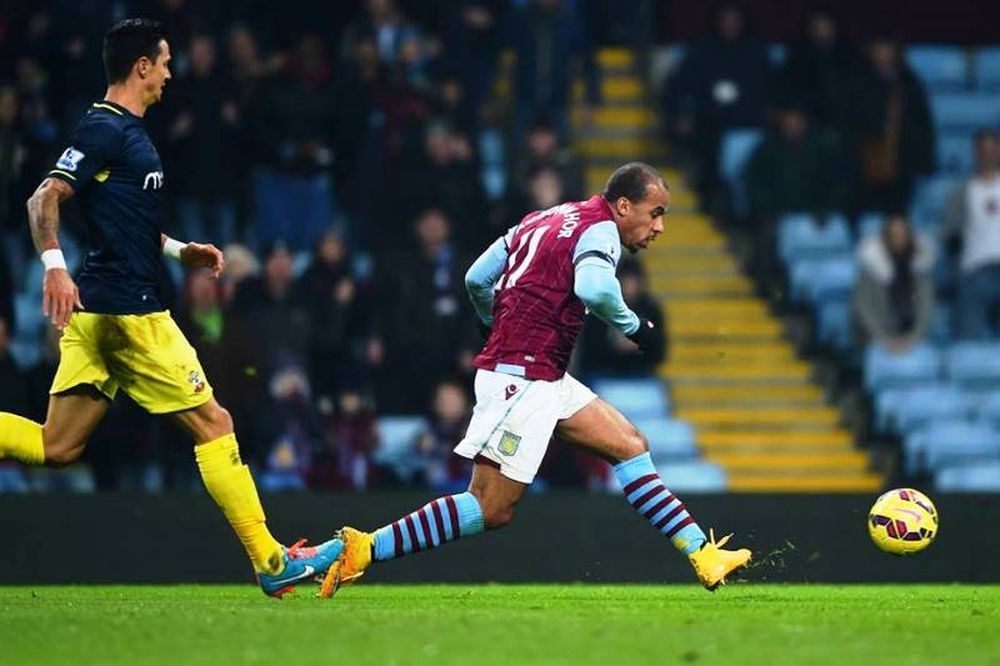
[602,162,667,203]
[103,19,168,84]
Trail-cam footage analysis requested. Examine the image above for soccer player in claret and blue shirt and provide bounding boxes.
[0,18,341,597]
[320,163,751,597]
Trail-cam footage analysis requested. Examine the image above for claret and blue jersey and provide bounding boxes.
[48,100,167,315]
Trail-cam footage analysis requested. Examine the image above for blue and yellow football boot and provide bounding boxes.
[258,537,344,598]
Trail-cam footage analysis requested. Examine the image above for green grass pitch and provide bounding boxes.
[2,585,998,665]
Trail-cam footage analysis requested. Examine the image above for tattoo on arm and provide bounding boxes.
[26,178,74,254]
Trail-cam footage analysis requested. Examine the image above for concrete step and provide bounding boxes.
[673,383,823,404]
[678,406,841,427]
[726,473,884,493]
[706,451,871,471]
[698,430,853,448]
[643,253,740,272]
[665,361,812,382]
[668,342,797,363]
[667,319,784,338]
[571,106,655,129]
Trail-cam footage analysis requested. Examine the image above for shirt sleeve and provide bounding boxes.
[464,235,510,325]
[573,221,622,269]
[574,259,641,336]
[48,118,123,192]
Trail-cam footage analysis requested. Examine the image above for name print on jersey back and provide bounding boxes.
[475,195,619,381]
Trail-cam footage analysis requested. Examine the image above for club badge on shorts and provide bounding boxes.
[498,431,521,456]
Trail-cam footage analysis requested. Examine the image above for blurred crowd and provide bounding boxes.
[0,0,664,493]
[660,3,1000,352]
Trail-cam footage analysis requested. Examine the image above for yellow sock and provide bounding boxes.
[0,413,45,465]
[195,434,284,575]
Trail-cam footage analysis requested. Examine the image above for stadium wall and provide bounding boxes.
[2,493,998,584]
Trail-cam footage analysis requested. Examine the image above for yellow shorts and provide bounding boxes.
[51,311,214,414]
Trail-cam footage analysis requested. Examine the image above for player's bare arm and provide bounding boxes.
[27,177,83,329]
[161,234,225,278]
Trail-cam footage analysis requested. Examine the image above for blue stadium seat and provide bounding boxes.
[927,304,954,344]
[910,176,962,229]
[373,416,427,478]
[972,47,1000,91]
[978,392,1000,424]
[858,212,886,238]
[937,132,975,173]
[936,462,1000,492]
[807,256,856,303]
[929,93,1000,131]
[778,213,852,263]
[634,418,696,462]
[906,46,968,92]
[889,385,979,434]
[904,420,1000,476]
[864,343,941,391]
[592,378,670,421]
[945,342,1000,389]
[655,461,727,493]
[719,129,763,216]
[816,299,851,350]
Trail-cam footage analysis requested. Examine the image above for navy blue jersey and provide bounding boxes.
[48,101,167,314]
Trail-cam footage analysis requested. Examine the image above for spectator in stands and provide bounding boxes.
[226,24,280,108]
[0,317,28,417]
[176,268,265,462]
[165,34,242,245]
[442,1,505,129]
[343,0,418,67]
[415,379,473,492]
[0,227,14,332]
[745,98,849,221]
[842,38,935,213]
[250,34,336,252]
[662,2,771,204]
[852,214,936,352]
[505,0,600,146]
[946,129,1000,339]
[232,241,311,376]
[311,388,378,490]
[779,9,857,133]
[513,119,585,204]
[297,230,369,402]
[255,364,321,492]
[372,208,479,412]
[395,122,486,248]
[581,258,667,376]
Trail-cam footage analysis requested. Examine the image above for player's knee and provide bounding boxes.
[198,402,234,441]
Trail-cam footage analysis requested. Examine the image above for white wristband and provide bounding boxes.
[40,249,67,272]
[162,236,188,260]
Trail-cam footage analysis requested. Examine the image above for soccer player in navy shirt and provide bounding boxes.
[0,18,341,597]
[321,163,751,596]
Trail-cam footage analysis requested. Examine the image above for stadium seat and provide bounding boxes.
[978,392,1000,424]
[936,462,1000,492]
[592,378,670,421]
[888,385,979,434]
[945,342,1000,389]
[719,129,763,217]
[655,461,727,493]
[778,213,852,263]
[858,212,885,238]
[373,416,428,478]
[910,176,961,230]
[972,47,1000,91]
[937,132,974,174]
[929,93,1000,132]
[807,256,856,303]
[634,417,696,461]
[906,46,968,92]
[864,343,941,391]
[904,420,1000,476]
[816,299,851,350]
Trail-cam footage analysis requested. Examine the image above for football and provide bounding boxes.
[868,488,939,555]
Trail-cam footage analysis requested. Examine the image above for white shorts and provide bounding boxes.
[454,369,597,484]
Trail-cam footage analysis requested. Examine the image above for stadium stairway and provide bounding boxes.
[572,48,883,493]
